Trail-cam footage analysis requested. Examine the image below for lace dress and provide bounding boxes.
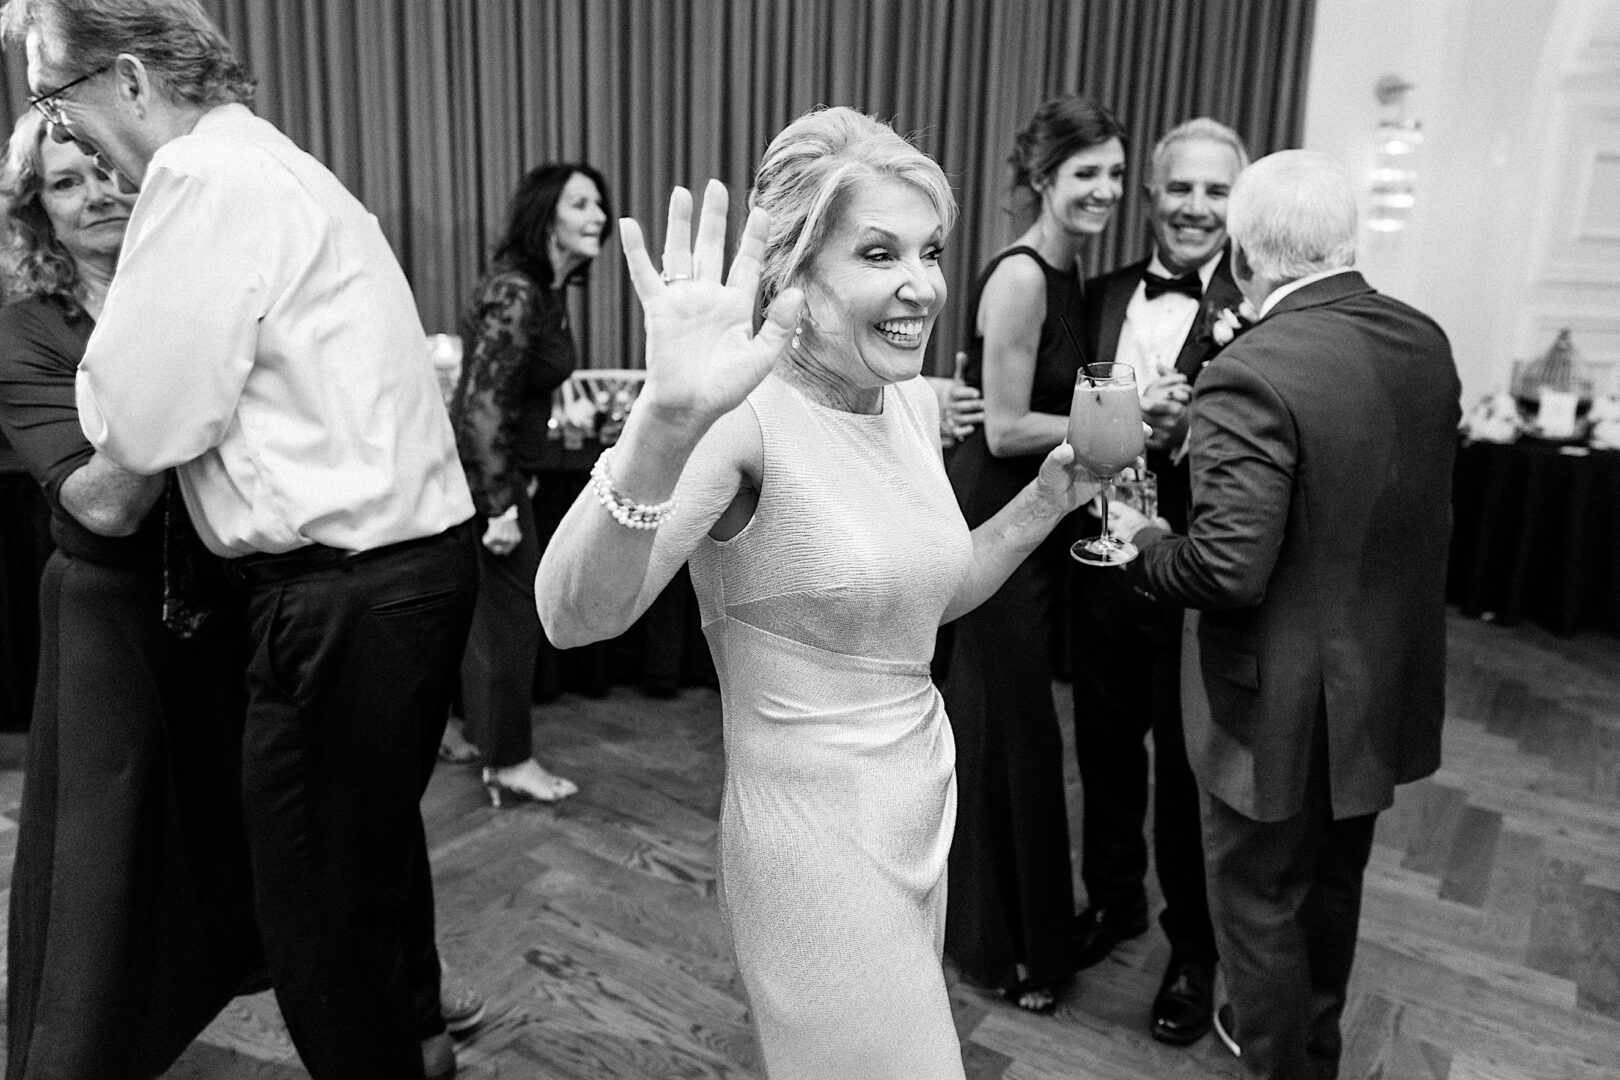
[689,374,973,1079]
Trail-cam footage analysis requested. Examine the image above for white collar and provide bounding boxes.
[1258,267,1356,319]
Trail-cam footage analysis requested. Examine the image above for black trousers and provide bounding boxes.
[460,489,541,768]
[236,521,478,1080]
[1200,734,1378,1080]
[1070,571,1215,961]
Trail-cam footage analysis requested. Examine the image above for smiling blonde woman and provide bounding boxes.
[536,106,1102,1078]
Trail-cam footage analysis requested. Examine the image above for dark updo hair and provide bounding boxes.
[492,162,613,291]
[1010,94,1127,193]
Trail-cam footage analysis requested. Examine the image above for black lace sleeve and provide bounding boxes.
[452,272,557,519]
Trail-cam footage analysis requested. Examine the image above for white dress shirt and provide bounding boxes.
[77,104,472,556]
[1115,251,1223,394]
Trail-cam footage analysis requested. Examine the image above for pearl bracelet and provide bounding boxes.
[589,447,677,531]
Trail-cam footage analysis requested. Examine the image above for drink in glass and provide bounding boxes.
[1116,470,1158,520]
[1068,363,1145,565]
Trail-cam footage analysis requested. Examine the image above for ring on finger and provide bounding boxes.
[660,269,691,283]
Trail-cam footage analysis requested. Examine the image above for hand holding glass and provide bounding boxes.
[1068,363,1146,566]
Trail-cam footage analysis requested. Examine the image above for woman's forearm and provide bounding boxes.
[984,407,1071,458]
[536,403,748,648]
[536,412,700,642]
[942,475,1081,623]
[58,453,165,536]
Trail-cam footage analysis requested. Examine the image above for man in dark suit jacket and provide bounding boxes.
[1116,150,1461,1079]
[1069,118,1248,1047]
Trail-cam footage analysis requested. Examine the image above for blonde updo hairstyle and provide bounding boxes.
[751,106,957,309]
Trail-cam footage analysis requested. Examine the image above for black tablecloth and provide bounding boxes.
[1447,439,1620,637]
[530,437,715,698]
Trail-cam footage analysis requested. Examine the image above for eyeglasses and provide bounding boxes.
[28,63,112,127]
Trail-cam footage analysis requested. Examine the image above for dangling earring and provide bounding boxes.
[791,308,806,352]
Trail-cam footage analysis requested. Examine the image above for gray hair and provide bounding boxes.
[751,106,956,308]
[1227,150,1357,283]
[1,0,255,108]
[1149,118,1250,189]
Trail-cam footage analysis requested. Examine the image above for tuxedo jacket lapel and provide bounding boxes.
[1173,251,1243,381]
[1092,261,1142,368]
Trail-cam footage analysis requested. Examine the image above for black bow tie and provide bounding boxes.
[1142,270,1202,301]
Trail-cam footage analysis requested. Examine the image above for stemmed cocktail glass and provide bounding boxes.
[1068,363,1146,566]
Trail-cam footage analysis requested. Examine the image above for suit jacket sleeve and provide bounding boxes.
[1134,350,1295,610]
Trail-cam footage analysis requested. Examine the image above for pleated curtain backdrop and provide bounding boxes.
[0,0,1314,373]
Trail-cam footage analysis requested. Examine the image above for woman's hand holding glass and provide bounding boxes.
[619,180,803,432]
[1034,441,1103,518]
[1067,362,1148,566]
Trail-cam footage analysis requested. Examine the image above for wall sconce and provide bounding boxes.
[1369,74,1423,233]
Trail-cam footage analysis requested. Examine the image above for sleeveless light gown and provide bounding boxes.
[689,373,973,1079]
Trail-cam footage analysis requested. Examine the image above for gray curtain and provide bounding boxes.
[1,0,1314,372]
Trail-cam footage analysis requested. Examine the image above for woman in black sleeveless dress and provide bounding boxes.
[943,95,1128,1012]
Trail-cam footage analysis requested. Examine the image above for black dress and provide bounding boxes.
[0,295,261,1079]
[942,247,1084,991]
[449,266,577,767]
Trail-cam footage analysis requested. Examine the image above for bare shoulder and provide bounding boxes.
[981,250,1048,303]
[979,252,1049,332]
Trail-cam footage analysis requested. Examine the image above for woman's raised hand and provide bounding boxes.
[620,180,803,429]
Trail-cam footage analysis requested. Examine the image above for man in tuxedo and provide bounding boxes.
[1118,151,1460,1078]
[1069,118,1247,1046]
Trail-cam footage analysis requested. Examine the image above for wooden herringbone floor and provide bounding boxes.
[1,612,1617,1078]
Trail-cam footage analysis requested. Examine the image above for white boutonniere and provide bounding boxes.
[1211,308,1242,346]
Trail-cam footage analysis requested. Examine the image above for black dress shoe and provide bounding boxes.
[1073,904,1150,969]
[1212,1003,1242,1058]
[1150,955,1215,1045]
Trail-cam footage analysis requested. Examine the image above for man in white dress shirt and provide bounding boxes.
[4,2,478,1076]
[1071,118,1248,1047]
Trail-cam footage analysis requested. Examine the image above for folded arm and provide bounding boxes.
[58,455,165,536]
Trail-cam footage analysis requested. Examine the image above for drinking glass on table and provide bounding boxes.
[1068,362,1146,566]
